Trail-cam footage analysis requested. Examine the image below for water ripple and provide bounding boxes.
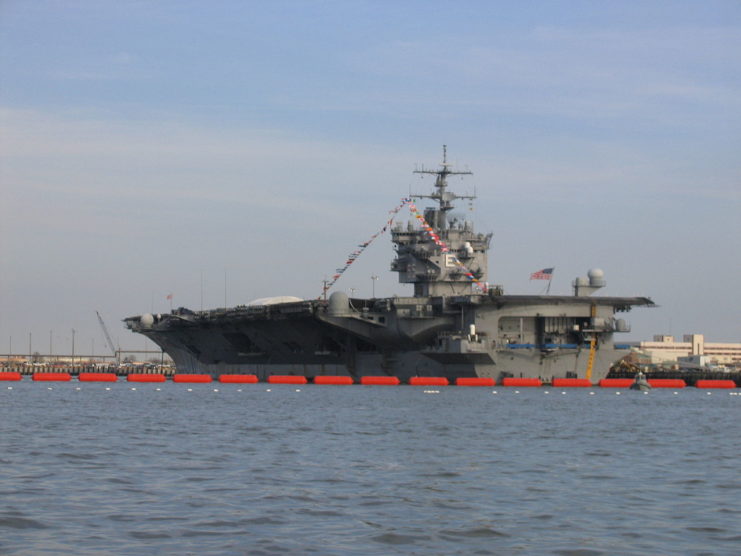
[0,384,738,555]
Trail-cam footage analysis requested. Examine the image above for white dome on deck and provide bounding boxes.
[247,296,304,306]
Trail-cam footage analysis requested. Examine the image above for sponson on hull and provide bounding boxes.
[125,148,654,383]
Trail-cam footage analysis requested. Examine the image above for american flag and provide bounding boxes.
[530,267,554,280]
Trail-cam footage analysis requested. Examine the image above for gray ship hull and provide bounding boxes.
[125,148,653,382]
[125,293,652,383]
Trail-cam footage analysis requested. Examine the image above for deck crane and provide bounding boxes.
[96,311,119,363]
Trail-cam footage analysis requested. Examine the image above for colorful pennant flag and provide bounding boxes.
[319,197,488,298]
[319,198,411,298]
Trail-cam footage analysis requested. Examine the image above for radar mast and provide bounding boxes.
[412,145,475,231]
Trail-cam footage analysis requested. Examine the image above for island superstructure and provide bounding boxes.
[125,148,653,382]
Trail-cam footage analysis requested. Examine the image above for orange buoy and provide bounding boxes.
[172,374,212,383]
[598,378,634,388]
[695,380,736,389]
[32,372,72,382]
[0,371,22,381]
[218,374,259,383]
[127,373,166,383]
[360,376,400,385]
[78,372,118,382]
[456,377,495,387]
[267,375,308,384]
[502,377,542,387]
[314,376,354,385]
[409,376,449,386]
[648,379,686,388]
[552,378,592,388]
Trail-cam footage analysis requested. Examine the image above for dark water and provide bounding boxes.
[1,383,739,555]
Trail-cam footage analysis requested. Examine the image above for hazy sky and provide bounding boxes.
[1,1,739,358]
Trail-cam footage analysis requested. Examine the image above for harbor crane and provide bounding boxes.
[96,311,119,363]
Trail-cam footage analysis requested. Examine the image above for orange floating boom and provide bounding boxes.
[32,372,71,382]
[598,378,634,388]
[267,375,308,384]
[218,374,259,383]
[127,373,166,383]
[172,374,213,383]
[695,380,736,389]
[360,376,400,385]
[409,377,449,386]
[78,372,118,382]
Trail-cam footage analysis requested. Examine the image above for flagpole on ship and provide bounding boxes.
[529,267,555,293]
[546,268,555,294]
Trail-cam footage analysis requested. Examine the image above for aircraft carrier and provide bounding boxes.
[124,148,654,383]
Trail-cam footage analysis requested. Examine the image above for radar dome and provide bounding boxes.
[328,291,350,316]
[140,313,154,328]
[247,296,303,306]
[588,268,606,287]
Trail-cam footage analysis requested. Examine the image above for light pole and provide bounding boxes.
[71,329,75,365]
[371,275,378,298]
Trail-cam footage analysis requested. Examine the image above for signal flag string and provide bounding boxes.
[319,198,411,299]
[319,197,487,299]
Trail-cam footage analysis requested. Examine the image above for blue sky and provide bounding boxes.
[1,0,739,357]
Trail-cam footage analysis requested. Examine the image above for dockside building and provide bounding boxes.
[634,334,741,366]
